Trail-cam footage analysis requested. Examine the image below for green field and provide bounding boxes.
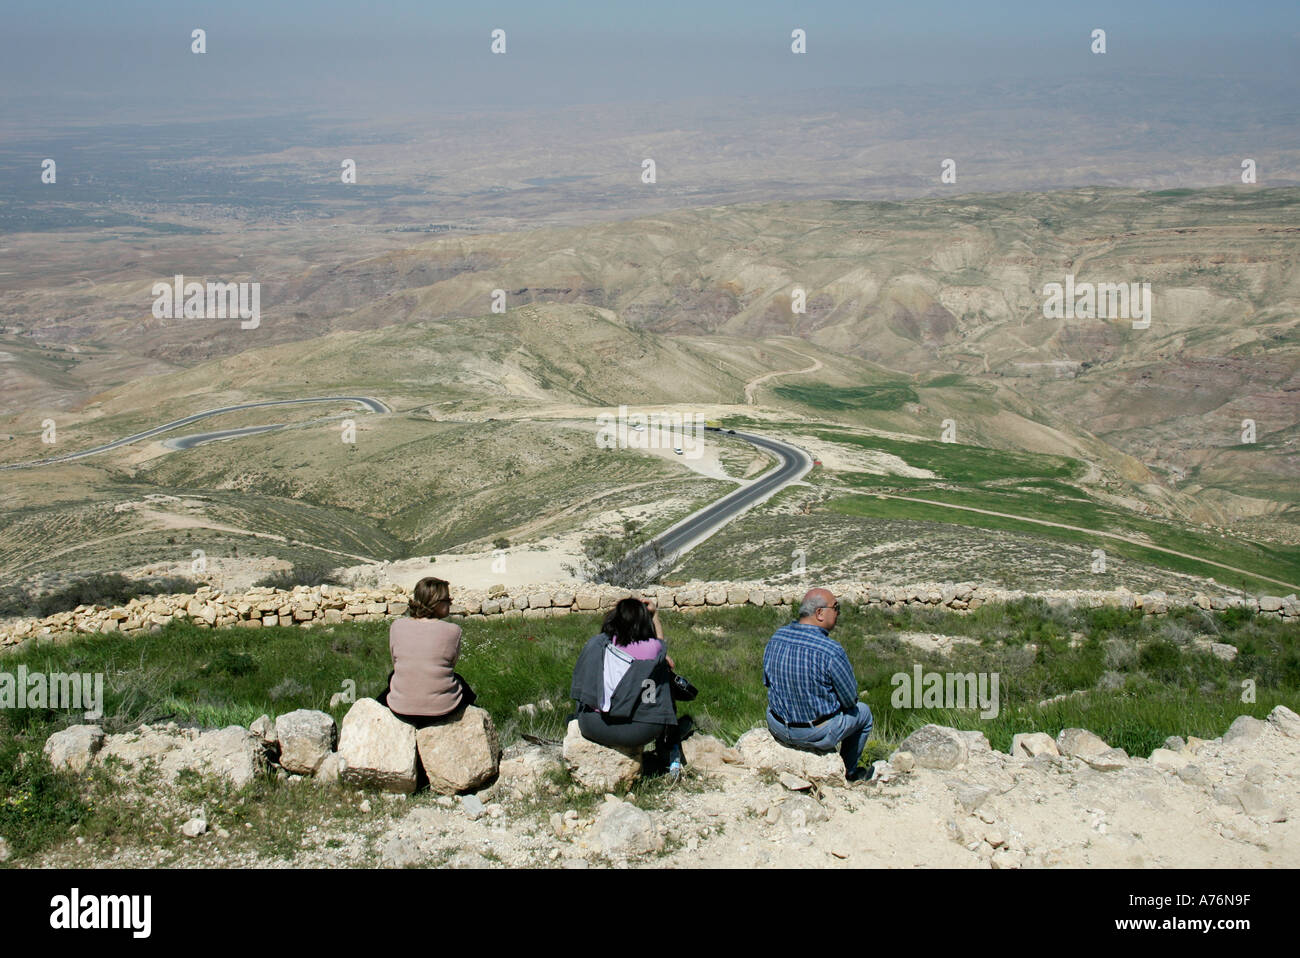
[772,382,919,412]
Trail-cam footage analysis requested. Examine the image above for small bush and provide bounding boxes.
[0,738,87,861]
[201,650,258,678]
[253,561,342,590]
[269,677,310,702]
[1138,640,1183,681]
[563,518,665,589]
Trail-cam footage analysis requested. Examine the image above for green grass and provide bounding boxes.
[830,493,1300,594]
[772,382,919,412]
[2,601,1296,862]
[813,427,1081,483]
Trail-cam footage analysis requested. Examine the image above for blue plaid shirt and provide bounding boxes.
[762,622,859,723]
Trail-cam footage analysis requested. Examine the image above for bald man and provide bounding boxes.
[762,587,874,782]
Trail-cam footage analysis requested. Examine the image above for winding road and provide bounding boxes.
[1,396,390,470]
[626,428,813,579]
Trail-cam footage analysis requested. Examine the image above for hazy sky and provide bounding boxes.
[3,0,1297,119]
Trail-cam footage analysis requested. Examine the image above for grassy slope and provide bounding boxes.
[3,602,1295,861]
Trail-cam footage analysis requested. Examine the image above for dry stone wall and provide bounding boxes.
[2,580,1297,650]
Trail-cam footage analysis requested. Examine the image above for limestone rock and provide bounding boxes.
[890,750,915,772]
[98,725,264,788]
[1149,748,1189,770]
[1055,728,1111,761]
[498,744,562,794]
[314,751,343,785]
[1267,704,1300,739]
[1082,748,1129,771]
[415,706,502,794]
[1222,715,1268,748]
[337,698,418,794]
[249,714,277,749]
[735,727,847,784]
[594,800,661,856]
[897,725,969,770]
[180,727,265,788]
[1216,783,1287,822]
[562,721,642,791]
[275,709,336,775]
[952,782,994,813]
[1010,732,1059,759]
[781,794,830,828]
[460,794,486,820]
[43,724,105,774]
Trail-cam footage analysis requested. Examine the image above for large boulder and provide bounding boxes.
[415,706,502,794]
[44,724,105,774]
[95,724,264,788]
[562,720,643,791]
[337,698,418,794]
[896,725,969,770]
[735,728,847,784]
[275,709,336,775]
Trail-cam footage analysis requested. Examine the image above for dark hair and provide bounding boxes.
[410,576,451,619]
[601,597,655,647]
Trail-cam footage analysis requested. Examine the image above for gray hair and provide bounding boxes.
[798,593,831,618]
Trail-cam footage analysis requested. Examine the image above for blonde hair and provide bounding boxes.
[410,577,451,619]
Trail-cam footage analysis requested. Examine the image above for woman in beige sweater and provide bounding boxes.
[377,577,477,728]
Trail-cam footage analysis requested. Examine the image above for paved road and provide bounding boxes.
[625,429,813,579]
[1,396,389,469]
[164,423,289,451]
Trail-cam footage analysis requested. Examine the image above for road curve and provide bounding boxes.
[1,396,389,470]
[626,429,813,579]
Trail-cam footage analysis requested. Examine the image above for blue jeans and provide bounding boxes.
[768,703,874,775]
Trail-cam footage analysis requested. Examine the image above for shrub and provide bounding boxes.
[0,738,87,861]
[253,561,342,590]
[1138,640,1183,682]
[201,650,258,678]
[563,518,665,589]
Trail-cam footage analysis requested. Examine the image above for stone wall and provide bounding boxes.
[2,580,1296,650]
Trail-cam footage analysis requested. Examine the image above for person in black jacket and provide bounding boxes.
[570,597,685,777]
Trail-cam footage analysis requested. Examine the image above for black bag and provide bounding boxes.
[669,669,698,702]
